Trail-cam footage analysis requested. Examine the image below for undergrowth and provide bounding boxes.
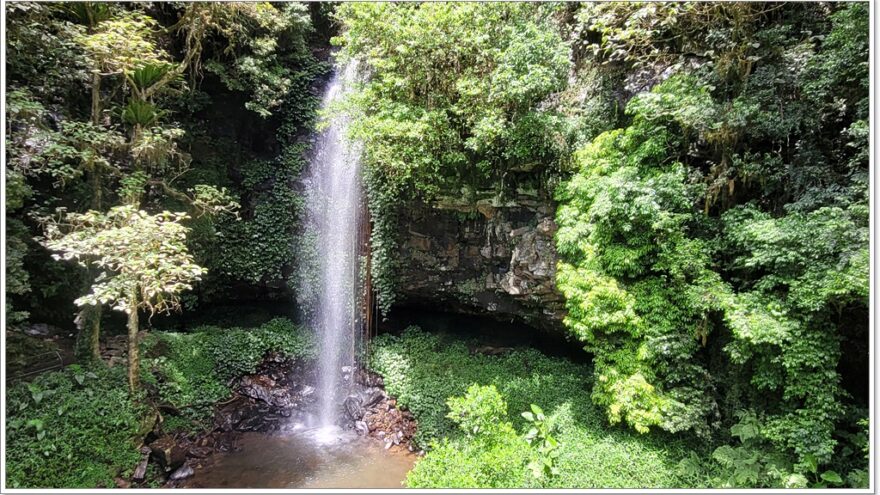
[5,365,148,488]
[370,326,710,488]
[5,317,313,488]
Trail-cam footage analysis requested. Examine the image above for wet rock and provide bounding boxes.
[343,395,365,421]
[471,345,514,356]
[215,432,235,453]
[23,323,54,337]
[364,395,418,450]
[354,369,385,388]
[237,375,291,407]
[395,196,566,332]
[100,334,130,367]
[354,420,369,436]
[169,465,194,481]
[266,351,286,363]
[236,415,264,432]
[300,385,315,397]
[187,446,213,459]
[115,477,132,488]
[360,388,386,408]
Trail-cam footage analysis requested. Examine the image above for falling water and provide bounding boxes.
[300,62,364,426]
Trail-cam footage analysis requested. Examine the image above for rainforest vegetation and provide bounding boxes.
[4,1,870,489]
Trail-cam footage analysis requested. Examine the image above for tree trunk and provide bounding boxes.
[91,71,102,125]
[78,71,104,365]
[75,306,101,362]
[127,294,140,393]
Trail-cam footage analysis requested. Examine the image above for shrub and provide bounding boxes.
[408,384,532,488]
[446,384,508,438]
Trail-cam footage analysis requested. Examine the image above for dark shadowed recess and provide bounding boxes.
[380,305,588,363]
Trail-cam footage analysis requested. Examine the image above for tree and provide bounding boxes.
[40,205,206,391]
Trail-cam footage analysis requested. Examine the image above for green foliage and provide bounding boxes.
[121,100,159,127]
[678,411,862,488]
[446,384,508,438]
[336,2,573,312]
[6,3,89,101]
[410,384,531,488]
[555,2,869,478]
[24,120,126,187]
[5,365,147,488]
[706,411,797,488]
[127,62,173,93]
[5,0,327,321]
[362,164,402,315]
[74,10,167,74]
[555,81,726,436]
[117,171,149,205]
[336,2,570,193]
[522,404,562,479]
[5,333,60,377]
[188,184,240,218]
[41,205,205,315]
[5,318,313,488]
[5,219,32,325]
[372,327,707,488]
[213,159,303,284]
[65,2,113,28]
[719,202,867,462]
[203,3,318,118]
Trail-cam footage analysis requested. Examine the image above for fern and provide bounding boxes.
[121,100,159,126]
[128,63,172,92]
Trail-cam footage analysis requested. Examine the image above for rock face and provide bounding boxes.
[394,193,565,331]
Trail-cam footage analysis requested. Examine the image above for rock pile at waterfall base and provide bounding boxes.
[354,369,419,453]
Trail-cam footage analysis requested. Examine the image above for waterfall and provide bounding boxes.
[300,62,364,426]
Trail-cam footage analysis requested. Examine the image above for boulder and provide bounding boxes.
[354,369,384,388]
[149,435,186,472]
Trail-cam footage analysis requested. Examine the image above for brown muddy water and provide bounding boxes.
[182,426,417,489]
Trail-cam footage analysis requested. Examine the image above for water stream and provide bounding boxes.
[300,61,365,427]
